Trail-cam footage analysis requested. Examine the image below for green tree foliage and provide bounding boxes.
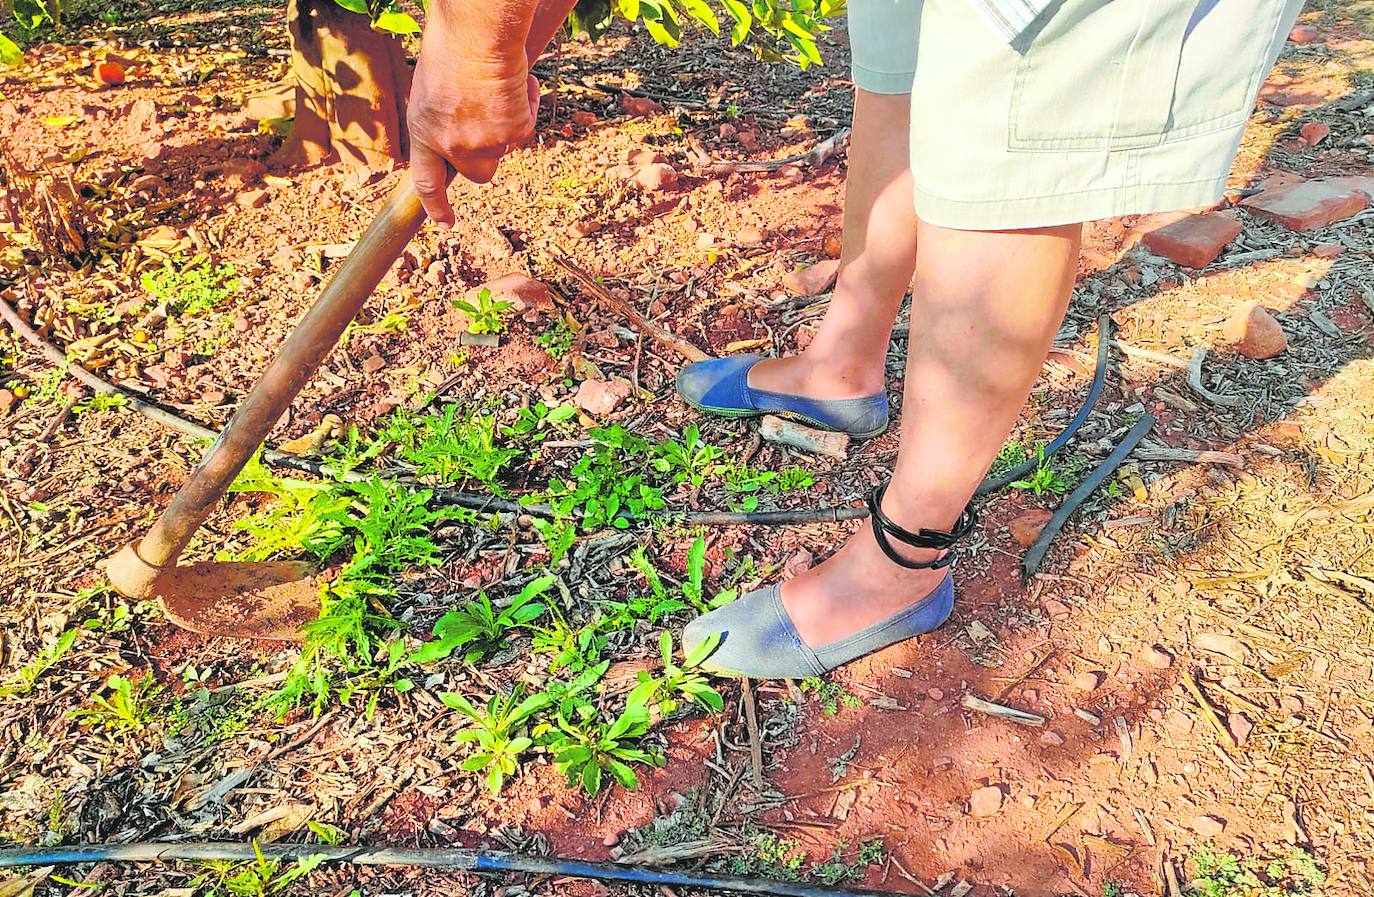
[570,0,846,68]
[329,0,419,35]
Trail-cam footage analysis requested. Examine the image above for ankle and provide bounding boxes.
[874,482,973,535]
[868,483,977,570]
[790,350,886,395]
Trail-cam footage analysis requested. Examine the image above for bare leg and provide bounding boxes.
[747,88,918,400]
[782,220,1083,646]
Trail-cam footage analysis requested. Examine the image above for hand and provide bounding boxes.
[407,40,541,227]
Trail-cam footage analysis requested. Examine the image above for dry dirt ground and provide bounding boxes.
[2,2,1374,896]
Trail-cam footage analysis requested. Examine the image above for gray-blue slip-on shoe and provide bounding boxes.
[675,355,889,439]
[681,574,955,678]
[682,482,979,678]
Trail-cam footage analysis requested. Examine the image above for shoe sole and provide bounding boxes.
[681,395,889,441]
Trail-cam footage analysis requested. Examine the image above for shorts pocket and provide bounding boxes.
[1008,0,1270,152]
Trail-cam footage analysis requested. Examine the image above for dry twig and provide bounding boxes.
[960,693,1046,727]
[740,678,766,789]
[549,253,710,362]
[1187,348,1243,408]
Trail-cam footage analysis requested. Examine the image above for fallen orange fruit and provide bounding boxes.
[96,61,126,85]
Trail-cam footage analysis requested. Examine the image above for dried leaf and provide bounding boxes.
[0,868,54,897]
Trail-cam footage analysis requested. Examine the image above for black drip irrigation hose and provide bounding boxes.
[271,313,1115,527]
[3,294,1113,527]
[1021,413,1156,581]
[0,842,894,897]
[270,452,877,526]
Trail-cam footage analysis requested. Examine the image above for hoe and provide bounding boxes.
[105,173,428,640]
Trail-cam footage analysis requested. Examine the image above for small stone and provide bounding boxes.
[143,365,172,389]
[236,188,269,209]
[1073,671,1103,692]
[423,260,446,286]
[1289,23,1322,43]
[0,388,16,416]
[736,129,759,150]
[1228,712,1254,745]
[1259,85,1326,107]
[1195,632,1250,663]
[129,174,167,194]
[270,245,296,272]
[1008,509,1054,547]
[244,83,293,120]
[1042,599,1071,618]
[475,273,554,312]
[95,59,126,85]
[627,148,669,167]
[1141,212,1243,268]
[620,94,664,117]
[781,258,841,296]
[233,315,250,332]
[475,225,514,259]
[783,549,813,578]
[1039,731,1065,746]
[362,354,385,375]
[1222,300,1287,359]
[1311,241,1345,259]
[927,687,945,701]
[823,232,844,259]
[632,162,678,192]
[776,164,804,185]
[969,786,1005,818]
[735,226,764,246]
[221,156,267,184]
[574,378,632,415]
[1241,179,1369,231]
[1142,645,1174,669]
[567,219,600,239]
[603,832,621,847]
[572,110,597,127]
[1299,121,1330,146]
[1190,815,1226,839]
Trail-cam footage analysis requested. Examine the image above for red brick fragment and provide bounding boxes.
[1241,179,1368,231]
[1141,212,1242,268]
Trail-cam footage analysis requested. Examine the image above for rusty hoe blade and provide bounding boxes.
[106,173,427,640]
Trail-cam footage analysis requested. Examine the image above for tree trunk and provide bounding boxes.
[274,0,412,171]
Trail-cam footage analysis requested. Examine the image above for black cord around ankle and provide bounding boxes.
[866,482,979,571]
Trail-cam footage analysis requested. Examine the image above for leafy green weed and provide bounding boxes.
[452,287,513,335]
[441,686,553,793]
[412,576,553,665]
[141,257,238,317]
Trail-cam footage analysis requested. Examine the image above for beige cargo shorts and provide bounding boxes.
[848,0,1305,229]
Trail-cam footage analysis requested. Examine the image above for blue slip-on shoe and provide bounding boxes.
[681,482,979,679]
[682,575,954,678]
[675,355,888,439]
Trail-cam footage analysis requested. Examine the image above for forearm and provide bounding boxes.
[426,0,540,75]
[525,0,582,63]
